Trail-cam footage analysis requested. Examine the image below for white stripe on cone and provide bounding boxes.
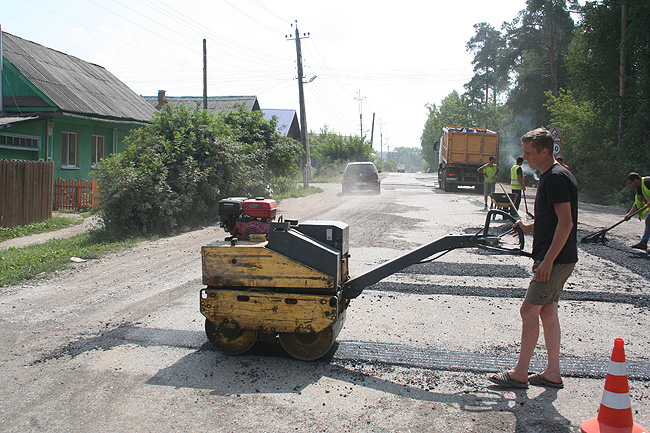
[601,390,632,410]
[608,360,627,376]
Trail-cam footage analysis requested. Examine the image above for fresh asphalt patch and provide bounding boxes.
[330,340,650,381]
[577,229,650,281]
[367,280,650,308]
[36,324,650,382]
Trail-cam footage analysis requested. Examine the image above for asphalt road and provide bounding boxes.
[1,172,648,433]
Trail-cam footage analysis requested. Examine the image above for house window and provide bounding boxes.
[91,135,106,168]
[61,132,78,168]
[0,133,41,151]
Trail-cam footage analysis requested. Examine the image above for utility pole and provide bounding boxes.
[355,90,365,137]
[287,21,311,187]
[370,112,375,146]
[203,39,208,111]
[379,119,385,161]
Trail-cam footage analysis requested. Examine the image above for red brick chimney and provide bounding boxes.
[157,90,167,108]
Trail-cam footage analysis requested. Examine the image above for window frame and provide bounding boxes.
[0,133,41,151]
[91,134,106,168]
[61,131,79,169]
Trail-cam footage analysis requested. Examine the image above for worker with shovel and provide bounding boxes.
[624,172,650,251]
[510,156,525,216]
[489,127,578,389]
[477,156,499,210]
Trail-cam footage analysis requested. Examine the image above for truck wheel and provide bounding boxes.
[442,177,452,192]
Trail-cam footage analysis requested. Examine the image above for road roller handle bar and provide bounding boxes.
[342,209,529,299]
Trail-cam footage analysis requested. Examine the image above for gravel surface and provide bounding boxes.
[1,173,648,433]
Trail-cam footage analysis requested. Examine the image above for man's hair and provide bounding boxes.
[522,127,554,153]
[627,172,641,182]
[489,156,496,162]
[516,156,524,165]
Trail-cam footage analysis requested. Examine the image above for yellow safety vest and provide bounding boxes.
[510,164,522,190]
[484,165,498,184]
[634,176,650,219]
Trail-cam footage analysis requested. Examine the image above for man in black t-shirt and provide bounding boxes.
[489,127,578,389]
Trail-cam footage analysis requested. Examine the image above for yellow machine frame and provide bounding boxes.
[200,240,349,360]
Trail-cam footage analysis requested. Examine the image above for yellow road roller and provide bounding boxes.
[200,201,528,361]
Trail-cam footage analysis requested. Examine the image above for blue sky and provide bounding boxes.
[2,0,528,150]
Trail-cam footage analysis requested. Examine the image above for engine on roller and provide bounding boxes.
[218,197,278,240]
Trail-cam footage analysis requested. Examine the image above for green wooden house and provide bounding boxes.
[0,31,155,180]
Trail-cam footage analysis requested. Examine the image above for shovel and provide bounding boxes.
[581,205,648,243]
[499,184,523,221]
[522,190,534,219]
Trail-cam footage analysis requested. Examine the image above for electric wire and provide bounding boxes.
[221,0,284,35]
[23,0,192,71]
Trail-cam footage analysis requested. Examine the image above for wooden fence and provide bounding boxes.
[0,160,54,228]
[53,178,100,211]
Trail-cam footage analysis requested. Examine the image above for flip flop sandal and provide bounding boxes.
[488,371,529,388]
[528,373,564,389]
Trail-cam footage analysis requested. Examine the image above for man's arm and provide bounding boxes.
[624,203,639,221]
[536,202,573,282]
[625,188,644,220]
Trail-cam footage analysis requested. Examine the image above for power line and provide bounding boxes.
[23,0,191,70]
[141,0,290,63]
[221,0,284,34]
[249,0,289,25]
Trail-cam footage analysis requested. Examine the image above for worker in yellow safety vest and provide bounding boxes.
[624,172,650,250]
[477,156,499,210]
[510,156,526,216]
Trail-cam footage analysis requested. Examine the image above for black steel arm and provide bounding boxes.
[342,209,530,299]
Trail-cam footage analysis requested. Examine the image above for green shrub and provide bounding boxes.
[93,104,302,235]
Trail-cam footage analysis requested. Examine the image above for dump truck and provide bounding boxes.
[437,126,499,192]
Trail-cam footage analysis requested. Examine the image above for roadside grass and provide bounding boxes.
[0,230,144,287]
[0,216,83,242]
[0,182,327,287]
[312,172,342,183]
[273,185,323,201]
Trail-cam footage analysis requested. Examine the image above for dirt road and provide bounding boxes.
[1,173,648,432]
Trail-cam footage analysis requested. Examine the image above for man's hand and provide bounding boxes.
[625,205,640,221]
[514,220,534,235]
[535,259,553,282]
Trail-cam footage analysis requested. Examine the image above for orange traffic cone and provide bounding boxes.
[581,338,647,433]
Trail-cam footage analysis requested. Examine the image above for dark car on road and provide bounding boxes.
[341,162,381,194]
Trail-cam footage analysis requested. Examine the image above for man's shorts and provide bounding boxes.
[484,182,496,197]
[525,261,575,305]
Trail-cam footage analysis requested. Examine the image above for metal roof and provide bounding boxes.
[262,109,299,137]
[142,95,260,114]
[2,31,155,123]
[0,115,41,128]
